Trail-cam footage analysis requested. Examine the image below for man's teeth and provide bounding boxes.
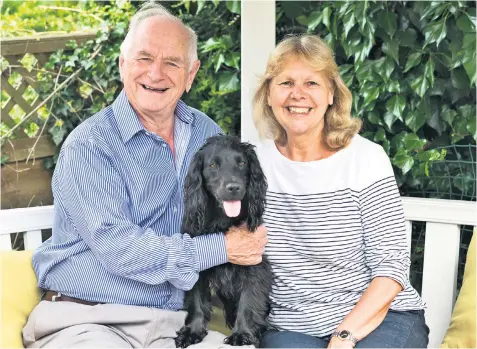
[143,84,167,92]
[287,107,311,114]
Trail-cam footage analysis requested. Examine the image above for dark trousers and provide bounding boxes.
[260,310,429,348]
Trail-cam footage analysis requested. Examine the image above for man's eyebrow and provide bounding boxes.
[137,50,153,57]
[163,56,184,64]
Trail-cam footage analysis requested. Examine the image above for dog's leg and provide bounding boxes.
[175,276,212,348]
[224,263,272,346]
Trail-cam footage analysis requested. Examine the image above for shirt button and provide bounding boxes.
[173,206,178,213]
[162,143,167,148]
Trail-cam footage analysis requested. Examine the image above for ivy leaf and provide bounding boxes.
[321,7,331,30]
[297,15,309,26]
[423,19,447,48]
[410,74,429,98]
[367,111,382,125]
[374,127,387,142]
[343,11,356,38]
[451,67,470,89]
[224,52,240,69]
[218,72,239,92]
[215,53,225,73]
[441,107,457,126]
[49,125,67,146]
[424,57,435,87]
[378,11,397,38]
[456,13,476,33]
[405,109,427,133]
[396,28,417,47]
[453,173,475,194]
[404,51,422,72]
[403,133,426,151]
[392,148,414,175]
[382,40,399,64]
[307,11,321,30]
[383,56,395,81]
[360,83,380,109]
[387,79,400,93]
[226,0,241,14]
[384,112,398,130]
[463,56,476,86]
[386,95,406,120]
[467,113,477,140]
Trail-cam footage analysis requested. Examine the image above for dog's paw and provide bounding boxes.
[223,332,258,346]
[175,326,208,348]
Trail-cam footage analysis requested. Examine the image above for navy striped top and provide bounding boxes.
[32,90,227,309]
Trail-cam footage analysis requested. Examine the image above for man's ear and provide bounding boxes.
[119,54,125,82]
[186,60,201,93]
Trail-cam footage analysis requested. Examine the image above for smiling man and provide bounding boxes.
[22,2,266,348]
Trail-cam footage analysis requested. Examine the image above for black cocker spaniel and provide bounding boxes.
[175,135,273,347]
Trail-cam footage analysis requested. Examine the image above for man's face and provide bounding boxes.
[119,17,200,119]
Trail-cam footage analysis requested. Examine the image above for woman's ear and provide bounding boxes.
[182,151,207,235]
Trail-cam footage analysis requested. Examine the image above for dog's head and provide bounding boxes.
[183,135,267,233]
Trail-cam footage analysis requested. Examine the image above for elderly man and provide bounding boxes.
[22,3,267,348]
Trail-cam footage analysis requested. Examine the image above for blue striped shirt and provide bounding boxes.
[32,90,228,309]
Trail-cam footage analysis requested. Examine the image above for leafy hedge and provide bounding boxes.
[1,0,240,168]
[276,1,476,199]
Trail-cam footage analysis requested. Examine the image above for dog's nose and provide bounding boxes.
[226,183,241,193]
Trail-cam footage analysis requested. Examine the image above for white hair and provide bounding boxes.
[120,1,198,70]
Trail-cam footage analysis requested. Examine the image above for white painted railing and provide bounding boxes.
[0,197,475,348]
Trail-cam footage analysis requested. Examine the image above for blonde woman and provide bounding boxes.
[253,35,428,348]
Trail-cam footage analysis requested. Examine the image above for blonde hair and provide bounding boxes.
[252,35,361,149]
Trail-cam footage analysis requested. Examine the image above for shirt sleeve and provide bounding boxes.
[53,140,228,291]
[359,147,410,289]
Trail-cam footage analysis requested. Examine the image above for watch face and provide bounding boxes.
[339,330,350,339]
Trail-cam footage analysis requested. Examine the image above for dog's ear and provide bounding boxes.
[244,144,267,232]
[183,151,207,235]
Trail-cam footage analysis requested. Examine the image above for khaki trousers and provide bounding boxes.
[23,301,254,348]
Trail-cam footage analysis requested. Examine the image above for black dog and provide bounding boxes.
[175,135,273,348]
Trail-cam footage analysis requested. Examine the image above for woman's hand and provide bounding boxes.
[328,337,355,348]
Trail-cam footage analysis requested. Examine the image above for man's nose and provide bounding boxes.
[148,62,165,81]
[226,183,242,193]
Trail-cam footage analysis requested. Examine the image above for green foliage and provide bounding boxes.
[277,1,476,199]
[1,0,240,169]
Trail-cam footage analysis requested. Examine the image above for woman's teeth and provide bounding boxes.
[287,107,312,114]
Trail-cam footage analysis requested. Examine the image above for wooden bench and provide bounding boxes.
[1,197,475,347]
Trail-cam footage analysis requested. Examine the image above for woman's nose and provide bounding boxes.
[290,84,306,99]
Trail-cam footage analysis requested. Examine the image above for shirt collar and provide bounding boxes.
[112,90,195,144]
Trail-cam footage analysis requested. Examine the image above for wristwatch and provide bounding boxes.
[331,330,358,345]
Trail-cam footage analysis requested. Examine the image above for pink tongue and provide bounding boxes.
[223,201,241,217]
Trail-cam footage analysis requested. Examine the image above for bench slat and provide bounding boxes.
[421,222,461,348]
[24,230,43,250]
[0,235,12,251]
[0,205,54,235]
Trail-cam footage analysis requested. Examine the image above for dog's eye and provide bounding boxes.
[209,163,218,169]
[238,161,246,166]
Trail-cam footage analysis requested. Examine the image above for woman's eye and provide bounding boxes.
[209,163,217,169]
[307,81,318,86]
[280,81,292,86]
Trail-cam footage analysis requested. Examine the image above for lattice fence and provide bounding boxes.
[1,32,96,139]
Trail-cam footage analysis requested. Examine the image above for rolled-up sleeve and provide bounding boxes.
[55,140,228,290]
[359,150,410,289]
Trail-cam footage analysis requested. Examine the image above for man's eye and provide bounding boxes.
[209,163,218,169]
[138,57,152,61]
[167,62,179,67]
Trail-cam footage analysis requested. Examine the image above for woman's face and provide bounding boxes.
[268,58,334,140]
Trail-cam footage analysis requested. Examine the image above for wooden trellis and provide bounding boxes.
[1,32,96,137]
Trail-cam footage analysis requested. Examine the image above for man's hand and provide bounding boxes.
[224,224,268,265]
